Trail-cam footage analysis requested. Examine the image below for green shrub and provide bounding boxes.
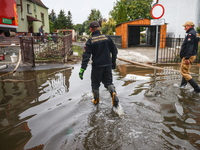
[197,44,200,62]
[196,27,200,34]
[72,45,83,56]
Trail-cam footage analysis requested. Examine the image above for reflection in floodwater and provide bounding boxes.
[0,64,200,150]
[0,68,72,150]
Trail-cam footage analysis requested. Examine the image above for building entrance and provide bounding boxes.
[128,25,161,47]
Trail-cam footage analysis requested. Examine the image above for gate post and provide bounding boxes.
[19,37,24,63]
[63,36,66,63]
[31,37,35,67]
[155,25,160,63]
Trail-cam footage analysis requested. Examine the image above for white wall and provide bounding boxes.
[154,0,200,38]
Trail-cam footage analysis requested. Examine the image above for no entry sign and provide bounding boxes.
[151,4,165,19]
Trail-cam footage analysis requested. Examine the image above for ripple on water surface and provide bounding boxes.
[0,65,200,149]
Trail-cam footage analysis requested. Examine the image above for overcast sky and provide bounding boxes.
[42,0,116,25]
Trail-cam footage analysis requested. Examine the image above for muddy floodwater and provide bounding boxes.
[0,64,200,150]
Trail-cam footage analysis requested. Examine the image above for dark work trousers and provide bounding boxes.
[91,66,113,90]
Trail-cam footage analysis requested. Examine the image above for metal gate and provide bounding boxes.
[108,35,122,48]
[158,37,200,63]
[20,37,35,67]
[19,34,72,67]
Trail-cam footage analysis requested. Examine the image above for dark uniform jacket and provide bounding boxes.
[81,30,118,70]
[180,28,199,60]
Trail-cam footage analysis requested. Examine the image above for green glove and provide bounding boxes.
[79,68,85,80]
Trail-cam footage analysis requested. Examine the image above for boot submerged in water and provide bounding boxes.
[188,78,200,93]
[92,99,99,105]
[112,92,119,108]
[180,77,187,88]
[92,89,99,105]
[108,85,119,108]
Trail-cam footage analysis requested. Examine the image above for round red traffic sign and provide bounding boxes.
[151,4,165,19]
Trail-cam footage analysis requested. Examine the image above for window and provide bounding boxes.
[41,13,44,25]
[34,3,37,12]
[27,3,32,14]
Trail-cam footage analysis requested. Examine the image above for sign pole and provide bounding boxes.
[155,25,159,63]
[151,3,165,63]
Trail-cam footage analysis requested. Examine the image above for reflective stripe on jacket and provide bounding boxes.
[81,30,118,70]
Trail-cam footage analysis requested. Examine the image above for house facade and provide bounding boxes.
[155,0,200,38]
[16,0,49,35]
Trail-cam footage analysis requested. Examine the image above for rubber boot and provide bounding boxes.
[188,78,200,93]
[107,85,119,108]
[92,89,99,105]
[180,77,187,88]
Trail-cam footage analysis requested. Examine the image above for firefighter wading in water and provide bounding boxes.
[180,21,200,92]
[79,21,119,108]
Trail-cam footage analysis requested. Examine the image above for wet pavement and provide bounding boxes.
[0,63,200,150]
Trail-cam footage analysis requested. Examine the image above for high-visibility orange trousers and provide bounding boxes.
[180,56,196,81]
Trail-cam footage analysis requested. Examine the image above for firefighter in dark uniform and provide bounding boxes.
[79,21,119,108]
[180,21,200,92]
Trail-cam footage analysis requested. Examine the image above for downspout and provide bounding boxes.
[17,0,23,12]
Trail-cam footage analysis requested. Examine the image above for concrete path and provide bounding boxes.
[118,47,156,63]
[72,42,157,63]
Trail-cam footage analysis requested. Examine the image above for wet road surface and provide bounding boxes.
[0,64,200,150]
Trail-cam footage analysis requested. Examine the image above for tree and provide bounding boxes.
[57,10,68,29]
[49,9,57,23]
[110,0,153,24]
[74,24,84,35]
[110,0,128,24]
[82,20,90,35]
[88,9,102,22]
[49,9,57,33]
[66,11,73,29]
[83,9,103,35]
[49,20,55,33]
[101,18,116,35]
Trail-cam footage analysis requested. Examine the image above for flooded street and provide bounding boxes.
[0,64,200,150]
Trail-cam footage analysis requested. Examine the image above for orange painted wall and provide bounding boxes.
[160,24,167,48]
[116,19,167,48]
